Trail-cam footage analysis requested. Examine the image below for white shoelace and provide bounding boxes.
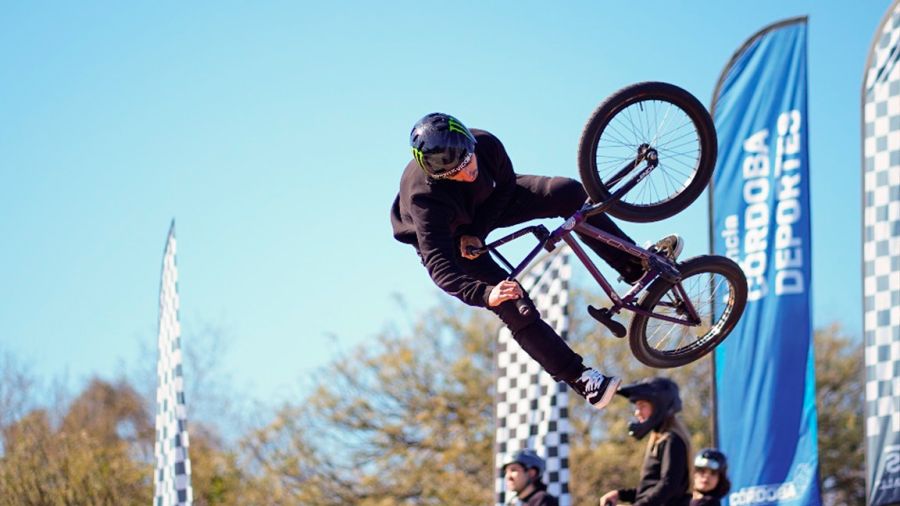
[579,369,606,392]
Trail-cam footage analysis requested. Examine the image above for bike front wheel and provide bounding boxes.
[578,82,717,223]
[629,255,747,368]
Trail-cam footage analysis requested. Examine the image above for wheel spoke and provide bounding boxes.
[642,270,737,355]
[595,96,701,208]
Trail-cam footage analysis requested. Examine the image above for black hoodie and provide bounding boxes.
[390,129,516,307]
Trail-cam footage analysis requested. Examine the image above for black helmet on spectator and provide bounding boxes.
[694,448,731,497]
[616,377,682,439]
[694,448,727,473]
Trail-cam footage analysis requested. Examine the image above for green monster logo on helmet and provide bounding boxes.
[447,117,475,141]
[411,147,427,171]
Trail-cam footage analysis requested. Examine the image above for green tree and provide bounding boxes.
[0,374,252,506]
[0,380,153,505]
[61,378,153,448]
[814,324,864,504]
[188,424,251,506]
[242,305,497,505]
[0,350,36,435]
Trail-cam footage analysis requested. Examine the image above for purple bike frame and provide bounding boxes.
[475,203,702,327]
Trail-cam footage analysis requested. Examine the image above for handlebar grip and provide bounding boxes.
[515,298,532,317]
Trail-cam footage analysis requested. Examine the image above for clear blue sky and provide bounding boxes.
[0,1,885,403]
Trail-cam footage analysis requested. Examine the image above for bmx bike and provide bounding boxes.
[471,82,747,369]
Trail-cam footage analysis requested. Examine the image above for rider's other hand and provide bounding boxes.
[488,280,523,307]
[460,235,483,259]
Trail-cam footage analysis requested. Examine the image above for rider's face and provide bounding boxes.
[445,153,479,182]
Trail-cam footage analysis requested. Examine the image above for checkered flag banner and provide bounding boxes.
[494,247,571,506]
[153,221,193,506]
[864,2,900,504]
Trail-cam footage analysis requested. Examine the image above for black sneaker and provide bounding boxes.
[568,368,621,409]
[649,234,684,261]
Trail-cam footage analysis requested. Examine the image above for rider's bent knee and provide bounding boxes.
[494,299,540,333]
[547,177,588,215]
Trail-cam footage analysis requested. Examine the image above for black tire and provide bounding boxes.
[577,82,717,223]
[629,255,747,368]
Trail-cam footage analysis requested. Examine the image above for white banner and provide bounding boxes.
[495,248,572,506]
[153,221,193,506]
[863,2,900,504]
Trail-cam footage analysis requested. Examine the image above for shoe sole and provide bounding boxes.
[589,376,622,410]
[671,237,684,260]
[649,235,684,262]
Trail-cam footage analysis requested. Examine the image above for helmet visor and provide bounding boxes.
[430,152,473,180]
[694,455,722,471]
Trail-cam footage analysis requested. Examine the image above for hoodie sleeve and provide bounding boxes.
[467,132,517,239]
[617,489,637,504]
[411,194,494,307]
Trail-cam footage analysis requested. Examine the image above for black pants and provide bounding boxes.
[496,175,638,273]
[460,175,637,382]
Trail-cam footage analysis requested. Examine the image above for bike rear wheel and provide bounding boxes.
[577,82,717,223]
[629,255,747,368]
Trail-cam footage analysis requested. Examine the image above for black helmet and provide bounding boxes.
[409,112,476,179]
[694,448,728,473]
[616,377,682,440]
[501,449,546,478]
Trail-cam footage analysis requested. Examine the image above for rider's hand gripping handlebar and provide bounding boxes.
[467,244,533,317]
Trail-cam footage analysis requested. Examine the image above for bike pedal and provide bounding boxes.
[587,305,627,338]
[648,256,681,284]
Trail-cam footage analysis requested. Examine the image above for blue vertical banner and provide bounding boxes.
[710,18,821,506]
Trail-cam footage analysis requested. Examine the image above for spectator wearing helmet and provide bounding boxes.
[599,377,692,506]
[391,113,683,409]
[690,448,730,506]
[502,449,559,506]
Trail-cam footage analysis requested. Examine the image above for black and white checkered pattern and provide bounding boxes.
[495,248,572,506]
[153,223,193,506]
[864,2,900,445]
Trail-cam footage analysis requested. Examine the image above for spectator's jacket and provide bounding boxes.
[617,430,691,506]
